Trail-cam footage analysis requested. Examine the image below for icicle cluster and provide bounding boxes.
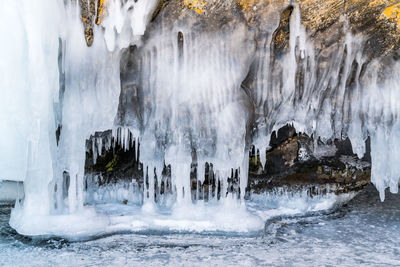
[101,0,159,51]
[250,6,400,200]
[6,0,158,233]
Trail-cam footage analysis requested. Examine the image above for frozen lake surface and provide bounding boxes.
[1,185,399,267]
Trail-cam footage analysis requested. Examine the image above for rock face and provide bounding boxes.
[80,0,400,56]
[79,0,105,46]
[236,0,400,58]
[248,125,371,195]
[79,0,400,196]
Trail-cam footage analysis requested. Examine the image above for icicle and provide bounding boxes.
[135,137,139,163]
[197,160,205,200]
[97,137,103,156]
[125,128,129,151]
[92,138,97,164]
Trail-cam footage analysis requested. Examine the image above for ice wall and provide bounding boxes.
[0,1,31,183]
[0,0,61,216]
[2,0,400,236]
[8,0,159,233]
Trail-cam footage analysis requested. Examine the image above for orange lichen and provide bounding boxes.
[183,0,207,14]
[369,0,400,8]
[237,0,257,10]
[380,3,400,30]
[96,0,106,25]
[369,0,386,7]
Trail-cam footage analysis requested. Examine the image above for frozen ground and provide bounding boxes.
[1,185,399,267]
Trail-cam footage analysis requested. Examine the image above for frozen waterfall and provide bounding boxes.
[0,0,399,236]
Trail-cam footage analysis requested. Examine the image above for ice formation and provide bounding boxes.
[0,0,399,235]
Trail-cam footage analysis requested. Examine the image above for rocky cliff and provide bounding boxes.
[78,0,400,197]
[81,0,400,57]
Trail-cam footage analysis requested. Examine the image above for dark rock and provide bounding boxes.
[248,124,371,195]
[84,125,371,199]
[271,5,294,57]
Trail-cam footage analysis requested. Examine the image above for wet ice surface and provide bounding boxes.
[1,185,399,267]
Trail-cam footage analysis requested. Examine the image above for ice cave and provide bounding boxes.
[0,0,400,265]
